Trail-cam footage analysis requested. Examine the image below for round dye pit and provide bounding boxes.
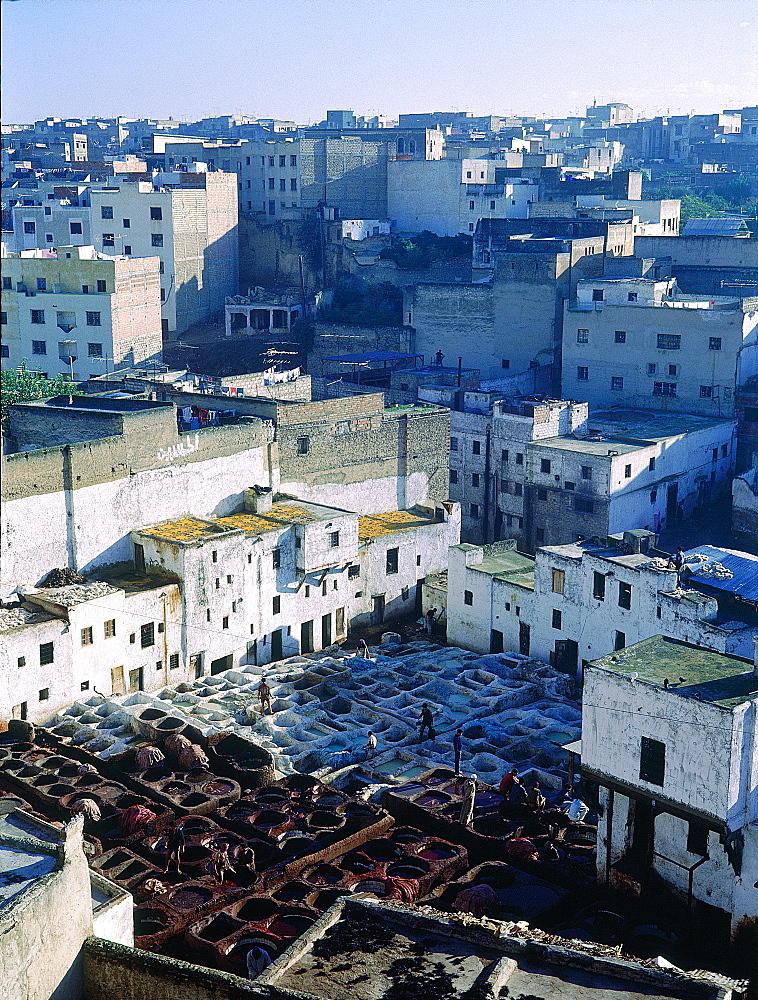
[169,885,214,910]
[135,908,167,937]
[269,914,314,938]
[273,881,311,902]
[306,864,343,885]
[238,897,279,922]
[416,842,456,860]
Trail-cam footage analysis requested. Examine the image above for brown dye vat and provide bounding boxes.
[272,881,311,903]
[269,914,314,938]
[279,836,315,858]
[341,853,373,875]
[94,783,127,800]
[17,766,44,778]
[161,781,191,795]
[285,775,318,793]
[306,811,343,830]
[224,935,278,962]
[142,765,173,783]
[472,815,512,838]
[349,878,390,897]
[135,908,168,936]
[54,764,80,778]
[306,864,344,885]
[415,792,451,808]
[168,885,214,910]
[314,793,343,808]
[181,792,211,807]
[47,783,75,797]
[181,844,212,865]
[252,809,287,828]
[199,913,244,943]
[99,849,133,870]
[416,842,457,860]
[74,775,101,788]
[119,860,149,880]
[308,888,347,910]
[361,839,398,862]
[156,718,184,731]
[202,779,236,797]
[237,897,278,923]
[387,860,429,879]
[390,828,423,845]
[31,775,58,787]
[140,709,166,721]
[253,790,288,806]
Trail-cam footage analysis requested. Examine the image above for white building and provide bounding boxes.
[562,276,758,417]
[340,219,392,241]
[447,531,758,674]
[582,635,758,942]
[1,245,162,376]
[388,158,536,236]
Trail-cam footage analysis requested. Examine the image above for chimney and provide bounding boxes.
[244,486,273,514]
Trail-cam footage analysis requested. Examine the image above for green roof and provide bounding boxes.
[474,549,535,591]
[591,635,758,709]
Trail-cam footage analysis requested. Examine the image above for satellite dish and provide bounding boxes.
[630,672,639,681]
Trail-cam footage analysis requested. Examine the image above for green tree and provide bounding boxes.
[1,365,75,424]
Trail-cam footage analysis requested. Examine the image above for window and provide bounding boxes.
[592,288,604,302]
[81,626,93,646]
[575,496,594,513]
[45,233,54,243]
[140,622,155,648]
[611,376,624,392]
[577,366,589,381]
[39,688,49,702]
[500,479,509,493]
[472,440,481,455]
[31,310,45,325]
[291,155,297,167]
[647,363,657,375]
[85,311,101,327]
[537,488,547,501]
[70,222,83,235]
[272,548,281,569]
[624,463,632,478]
[23,221,36,234]
[535,527,545,544]
[36,278,47,291]
[687,822,709,856]
[513,482,523,497]
[471,473,480,487]
[123,218,130,228]
[96,279,107,293]
[101,206,113,219]
[150,207,163,221]
[581,465,592,480]
[650,489,658,503]
[469,200,475,210]
[348,564,360,579]
[501,449,509,462]
[88,342,103,357]
[564,480,575,491]
[700,385,713,398]
[639,736,665,785]
[501,358,510,369]
[297,436,310,454]
[657,334,680,350]
[618,581,632,609]
[449,469,458,484]
[273,595,281,614]
[386,547,399,574]
[290,178,297,191]
[552,569,565,594]
[721,443,728,458]
[223,616,229,630]
[227,574,233,584]
[40,641,54,665]
[614,630,626,651]
[151,233,163,247]
[708,337,722,351]
[515,452,524,466]
[102,234,115,247]
[2,277,11,289]
[329,531,340,548]
[124,245,131,255]
[212,550,218,563]
[280,179,286,191]
[450,436,459,452]
[541,459,551,473]
[464,590,473,606]
[551,609,562,629]
[593,572,606,600]
[104,619,116,638]
[470,503,479,518]
[17,656,26,668]
[628,292,637,302]
[32,340,47,354]
[577,329,589,343]
[653,381,677,397]
[1,345,8,357]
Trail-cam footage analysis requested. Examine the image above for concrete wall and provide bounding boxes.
[408,282,497,377]
[0,819,93,1000]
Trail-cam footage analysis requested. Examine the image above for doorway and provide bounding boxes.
[490,629,504,653]
[321,613,332,648]
[519,621,530,655]
[271,629,283,661]
[666,482,679,524]
[128,667,144,693]
[301,619,314,654]
[210,653,233,675]
[371,595,385,626]
[631,798,654,861]
[335,607,345,638]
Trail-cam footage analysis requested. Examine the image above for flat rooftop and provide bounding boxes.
[358,508,439,541]
[591,635,758,709]
[27,580,119,608]
[589,407,734,442]
[684,545,758,601]
[0,840,57,909]
[474,547,536,590]
[137,516,233,545]
[218,499,353,536]
[0,605,58,633]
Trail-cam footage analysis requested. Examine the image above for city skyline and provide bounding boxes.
[2,0,757,125]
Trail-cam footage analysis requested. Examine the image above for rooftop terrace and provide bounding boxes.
[591,635,758,709]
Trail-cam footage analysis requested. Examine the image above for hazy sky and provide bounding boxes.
[2,0,757,125]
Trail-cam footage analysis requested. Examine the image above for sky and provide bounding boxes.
[2,0,757,125]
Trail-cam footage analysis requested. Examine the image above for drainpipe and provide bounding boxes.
[605,787,614,887]
[483,418,492,543]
